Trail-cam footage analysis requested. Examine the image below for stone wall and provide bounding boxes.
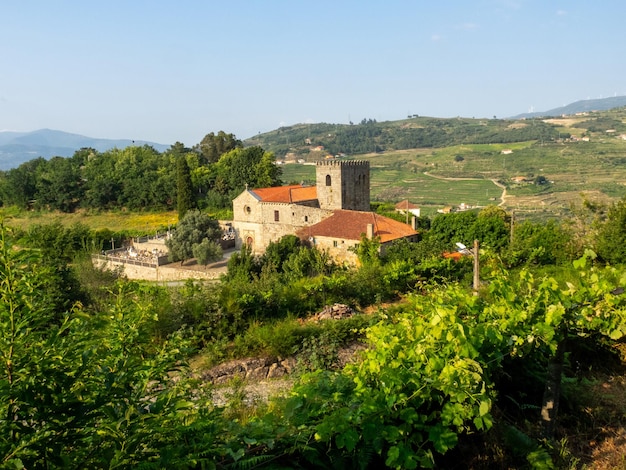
[92,257,223,281]
[202,341,365,386]
[131,238,168,253]
[316,160,370,211]
[203,305,360,385]
[203,356,297,384]
[230,160,371,255]
[232,195,331,253]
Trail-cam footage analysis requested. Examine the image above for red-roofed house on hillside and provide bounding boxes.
[232,160,418,263]
[395,199,421,218]
[296,210,419,264]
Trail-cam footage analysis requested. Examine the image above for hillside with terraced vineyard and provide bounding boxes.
[250,106,626,220]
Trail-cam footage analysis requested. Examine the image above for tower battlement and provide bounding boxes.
[316,160,370,168]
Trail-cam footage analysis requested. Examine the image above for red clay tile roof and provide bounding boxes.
[251,185,317,203]
[395,199,419,210]
[297,210,417,243]
[443,251,464,261]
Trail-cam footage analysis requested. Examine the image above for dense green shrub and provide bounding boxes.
[506,219,574,267]
[0,229,233,468]
[595,197,626,265]
[267,256,626,468]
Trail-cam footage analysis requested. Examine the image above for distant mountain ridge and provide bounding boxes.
[510,96,626,119]
[5,96,626,171]
[0,129,168,170]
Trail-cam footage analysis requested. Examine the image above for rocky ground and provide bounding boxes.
[198,303,365,406]
[202,340,366,407]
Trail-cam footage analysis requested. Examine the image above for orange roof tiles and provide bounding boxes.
[251,185,317,203]
[297,210,417,243]
[395,199,419,210]
[443,251,464,261]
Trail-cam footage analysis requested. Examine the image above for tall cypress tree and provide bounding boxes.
[176,156,194,220]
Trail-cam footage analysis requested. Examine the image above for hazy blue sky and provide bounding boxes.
[2,1,624,146]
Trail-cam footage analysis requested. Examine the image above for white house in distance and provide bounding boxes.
[231,161,418,264]
[395,199,421,219]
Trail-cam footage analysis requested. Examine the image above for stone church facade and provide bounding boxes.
[232,160,417,263]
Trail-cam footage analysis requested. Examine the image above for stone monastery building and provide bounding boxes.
[232,160,418,264]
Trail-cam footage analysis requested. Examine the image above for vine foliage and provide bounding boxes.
[283,253,626,468]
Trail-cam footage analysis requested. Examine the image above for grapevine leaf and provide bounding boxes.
[428,424,458,454]
[479,399,490,417]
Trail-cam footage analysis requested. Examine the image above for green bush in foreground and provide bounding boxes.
[5,212,626,468]
[0,227,235,468]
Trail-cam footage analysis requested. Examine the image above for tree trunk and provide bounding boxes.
[541,339,566,440]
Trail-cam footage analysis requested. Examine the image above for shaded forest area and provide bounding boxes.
[0,132,281,214]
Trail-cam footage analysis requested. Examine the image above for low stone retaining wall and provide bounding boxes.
[92,257,224,281]
[202,341,366,386]
[202,357,298,384]
[309,303,355,321]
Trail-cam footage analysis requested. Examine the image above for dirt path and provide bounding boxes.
[490,179,507,206]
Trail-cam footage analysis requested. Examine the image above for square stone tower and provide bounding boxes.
[316,160,370,211]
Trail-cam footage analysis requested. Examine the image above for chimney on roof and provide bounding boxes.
[366,223,374,239]
[411,216,418,230]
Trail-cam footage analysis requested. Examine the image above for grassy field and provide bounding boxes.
[1,208,179,233]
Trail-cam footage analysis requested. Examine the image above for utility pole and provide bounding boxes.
[405,200,409,225]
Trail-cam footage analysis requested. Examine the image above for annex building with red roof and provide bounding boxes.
[232,161,418,264]
[395,199,421,218]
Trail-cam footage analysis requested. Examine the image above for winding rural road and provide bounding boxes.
[490,179,507,206]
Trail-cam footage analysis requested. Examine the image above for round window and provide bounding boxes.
[244,205,251,215]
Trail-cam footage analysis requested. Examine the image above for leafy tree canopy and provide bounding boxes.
[426,210,479,249]
[506,219,573,267]
[195,130,242,164]
[192,237,223,266]
[0,157,46,208]
[214,146,282,197]
[426,206,511,253]
[35,156,83,212]
[0,226,229,468]
[166,141,192,155]
[166,209,222,264]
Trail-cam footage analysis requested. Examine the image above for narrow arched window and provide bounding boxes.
[325,175,331,186]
